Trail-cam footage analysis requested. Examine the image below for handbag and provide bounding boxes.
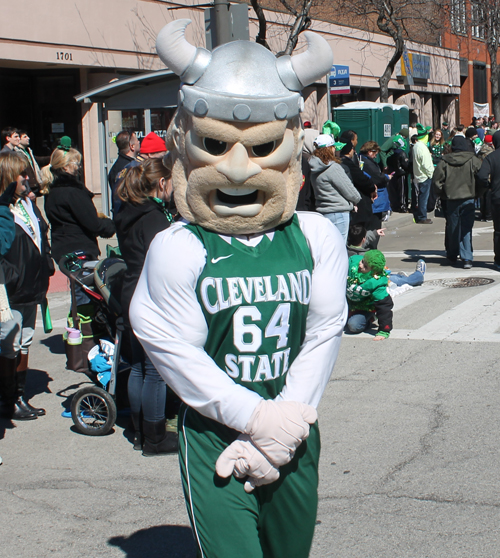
[372,187,391,213]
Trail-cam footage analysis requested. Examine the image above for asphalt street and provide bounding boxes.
[1,210,500,558]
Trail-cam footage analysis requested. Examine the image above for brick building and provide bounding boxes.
[440,0,499,126]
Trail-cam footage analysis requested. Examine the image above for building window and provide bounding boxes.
[471,0,485,39]
[473,63,487,103]
[450,0,467,35]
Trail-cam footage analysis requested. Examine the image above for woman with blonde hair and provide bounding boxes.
[429,129,445,165]
[0,151,54,421]
[114,157,177,456]
[43,146,115,265]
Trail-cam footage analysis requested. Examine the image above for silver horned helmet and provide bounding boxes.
[156,19,333,123]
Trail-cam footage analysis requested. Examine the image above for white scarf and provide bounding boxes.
[10,198,41,252]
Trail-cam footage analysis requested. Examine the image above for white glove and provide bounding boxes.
[215,434,280,493]
[244,400,318,467]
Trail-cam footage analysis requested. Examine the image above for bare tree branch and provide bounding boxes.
[250,0,317,55]
[332,0,445,101]
[278,0,313,55]
[250,0,272,49]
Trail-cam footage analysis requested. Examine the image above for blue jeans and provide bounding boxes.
[324,211,350,242]
[389,271,424,287]
[346,312,374,333]
[415,178,432,222]
[445,198,475,262]
[128,332,167,422]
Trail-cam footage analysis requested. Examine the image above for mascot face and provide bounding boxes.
[156,19,333,234]
[168,110,304,234]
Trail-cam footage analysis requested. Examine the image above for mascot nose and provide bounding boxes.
[215,143,262,183]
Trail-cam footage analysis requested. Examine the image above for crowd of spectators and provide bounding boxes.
[2,114,500,455]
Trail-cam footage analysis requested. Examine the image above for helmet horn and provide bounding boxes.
[290,32,333,88]
[156,19,211,84]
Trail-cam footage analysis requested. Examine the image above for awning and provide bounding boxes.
[75,69,180,110]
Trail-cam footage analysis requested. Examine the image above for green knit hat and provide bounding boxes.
[362,250,386,275]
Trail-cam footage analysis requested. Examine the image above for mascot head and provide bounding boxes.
[157,19,333,234]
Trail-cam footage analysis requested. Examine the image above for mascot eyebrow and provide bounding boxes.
[191,117,289,147]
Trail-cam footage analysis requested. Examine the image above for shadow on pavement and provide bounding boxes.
[40,334,65,355]
[0,416,15,440]
[0,369,51,438]
[25,368,52,400]
[108,525,196,558]
[55,380,92,414]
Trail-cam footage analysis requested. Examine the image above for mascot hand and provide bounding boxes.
[244,400,317,467]
[215,435,280,493]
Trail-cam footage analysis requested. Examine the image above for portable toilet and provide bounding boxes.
[332,102,409,152]
[392,105,410,138]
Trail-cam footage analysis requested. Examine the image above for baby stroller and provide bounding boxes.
[59,250,129,436]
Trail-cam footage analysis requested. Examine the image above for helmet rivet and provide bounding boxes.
[194,99,209,116]
[233,104,251,121]
[274,103,288,120]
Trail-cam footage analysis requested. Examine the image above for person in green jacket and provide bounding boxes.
[346,249,393,340]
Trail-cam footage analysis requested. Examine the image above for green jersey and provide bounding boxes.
[186,215,313,400]
[346,254,389,312]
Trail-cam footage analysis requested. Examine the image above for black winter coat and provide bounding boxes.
[2,200,54,307]
[108,153,134,192]
[114,199,172,322]
[359,155,389,189]
[341,156,378,229]
[44,172,115,262]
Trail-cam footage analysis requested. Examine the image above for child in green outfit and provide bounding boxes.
[346,249,393,341]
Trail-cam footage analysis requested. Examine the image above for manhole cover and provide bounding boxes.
[427,277,495,288]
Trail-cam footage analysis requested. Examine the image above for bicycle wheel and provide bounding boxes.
[70,386,117,436]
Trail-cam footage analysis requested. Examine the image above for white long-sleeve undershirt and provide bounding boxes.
[130,212,348,433]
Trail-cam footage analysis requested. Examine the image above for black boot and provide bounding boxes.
[16,366,45,417]
[0,356,37,421]
[142,419,178,457]
[131,412,142,451]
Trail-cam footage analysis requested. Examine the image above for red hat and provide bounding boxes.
[140,132,167,154]
[485,134,493,144]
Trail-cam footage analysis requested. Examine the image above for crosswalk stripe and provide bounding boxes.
[383,250,496,259]
[391,281,500,342]
[392,282,446,311]
[351,272,500,343]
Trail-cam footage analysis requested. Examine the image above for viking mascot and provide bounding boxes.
[131,19,348,558]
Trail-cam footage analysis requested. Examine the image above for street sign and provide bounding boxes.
[329,65,350,94]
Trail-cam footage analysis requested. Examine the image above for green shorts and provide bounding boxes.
[178,405,321,558]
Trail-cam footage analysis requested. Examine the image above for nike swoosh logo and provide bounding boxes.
[211,255,233,264]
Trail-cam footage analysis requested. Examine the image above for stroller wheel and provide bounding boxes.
[71,386,117,436]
